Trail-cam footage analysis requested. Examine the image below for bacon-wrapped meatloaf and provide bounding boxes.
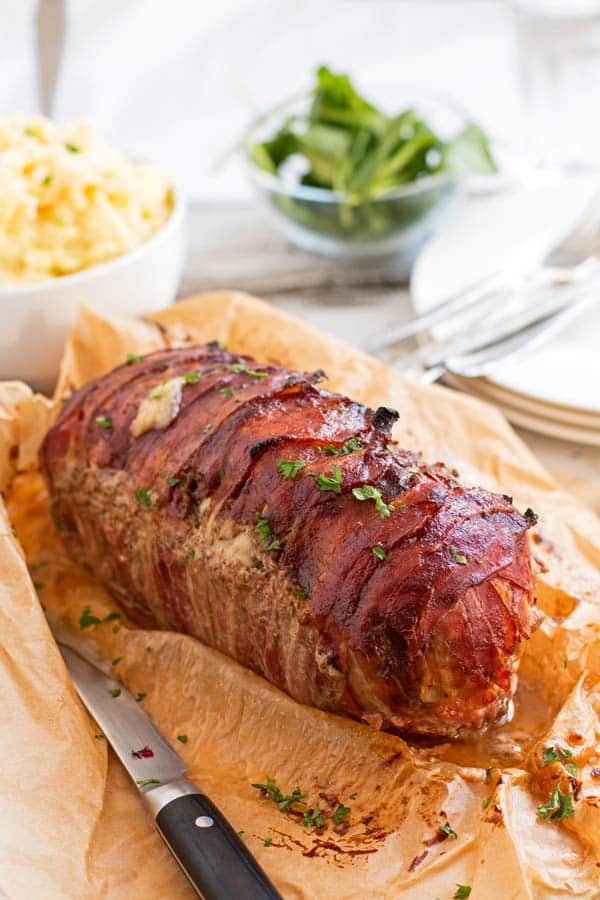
[40,344,540,736]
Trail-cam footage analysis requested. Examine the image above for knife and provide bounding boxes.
[51,631,282,900]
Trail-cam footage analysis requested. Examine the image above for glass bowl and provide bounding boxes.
[243,90,471,265]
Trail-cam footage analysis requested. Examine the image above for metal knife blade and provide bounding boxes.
[57,643,186,788]
[35,0,66,118]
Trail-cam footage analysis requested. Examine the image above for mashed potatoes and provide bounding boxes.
[0,117,174,283]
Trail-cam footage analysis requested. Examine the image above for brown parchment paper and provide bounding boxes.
[2,291,600,899]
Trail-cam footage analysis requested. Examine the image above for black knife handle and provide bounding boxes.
[152,787,282,900]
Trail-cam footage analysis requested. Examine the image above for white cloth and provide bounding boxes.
[1,0,522,200]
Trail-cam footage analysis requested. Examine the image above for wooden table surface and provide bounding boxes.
[181,202,600,512]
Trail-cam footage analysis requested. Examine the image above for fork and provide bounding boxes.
[367,185,600,355]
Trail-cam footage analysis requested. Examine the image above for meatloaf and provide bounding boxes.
[40,343,540,736]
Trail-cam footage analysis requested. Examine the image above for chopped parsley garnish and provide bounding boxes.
[42,173,53,185]
[95,415,112,429]
[322,436,361,456]
[352,484,392,519]
[543,745,577,776]
[348,792,357,800]
[450,546,468,565]
[252,777,307,811]
[177,734,188,744]
[183,372,200,384]
[187,549,196,558]
[332,804,351,826]
[65,142,81,153]
[454,888,471,900]
[296,586,310,598]
[79,605,120,630]
[220,387,234,398]
[255,511,274,542]
[537,786,576,821]
[482,795,492,810]
[136,778,161,787]
[109,688,121,698]
[79,605,101,628]
[94,734,105,740]
[303,803,324,829]
[316,465,343,493]
[111,657,121,667]
[439,824,458,839]
[204,423,213,433]
[485,766,493,780]
[135,692,147,702]
[264,540,281,552]
[135,488,152,508]
[277,459,306,480]
[149,383,167,400]
[226,363,269,379]
[272,634,279,646]
[167,475,181,486]
[33,580,44,590]
[112,624,121,634]
[372,546,386,561]
[126,352,141,364]
[263,837,272,847]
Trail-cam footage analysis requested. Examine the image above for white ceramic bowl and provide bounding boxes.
[0,187,186,393]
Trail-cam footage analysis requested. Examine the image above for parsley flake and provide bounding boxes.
[79,606,120,630]
[183,372,200,384]
[41,173,53,185]
[303,803,324,829]
[322,436,361,456]
[149,383,167,400]
[111,658,121,667]
[482,795,492,810]
[450,546,468,565]
[135,488,152,508]
[135,692,147,703]
[220,387,234,398]
[95,415,112,429]
[372,546,386,561]
[65,142,81,153]
[277,459,306,480]
[263,837,272,847]
[352,484,392,519]
[252,777,307,812]
[296,586,310,598]
[177,734,188,744]
[332,804,351,826]
[126,352,141,364]
[167,475,181,486]
[255,511,273,542]
[316,465,343,493]
[226,363,269,379]
[439,823,458,839]
[109,688,121,698]
[454,887,471,900]
[537,786,576,821]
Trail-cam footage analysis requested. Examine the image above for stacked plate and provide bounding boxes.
[411,174,600,445]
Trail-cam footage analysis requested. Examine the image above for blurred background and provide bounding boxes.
[5,0,600,199]
[3,0,600,496]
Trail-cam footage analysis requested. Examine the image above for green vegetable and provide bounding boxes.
[454,887,471,900]
[111,658,121,667]
[537,786,576,821]
[135,488,152,508]
[277,459,306,479]
[439,823,458,839]
[352,484,392,519]
[263,837,273,847]
[177,734,188,744]
[167,475,181,486]
[183,372,200,384]
[303,803,324,829]
[252,777,307,811]
[322,436,361,456]
[316,465,343,493]
[220,387,234,398]
[135,692,147,703]
[95,415,112,429]
[450,546,468,565]
[332,804,351,826]
[109,688,121,698]
[79,605,120,630]
[65,142,81,153]
[372,546,386,561]
[149,384,167,399]
[126,352,141,364]
[41,173,53,185]
[226,363,269,379]
[245,66,496,243]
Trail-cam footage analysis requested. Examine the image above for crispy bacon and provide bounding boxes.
[40,344,540,736]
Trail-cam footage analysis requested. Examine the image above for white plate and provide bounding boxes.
[411,175,600,415]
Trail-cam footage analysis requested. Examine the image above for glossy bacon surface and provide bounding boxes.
[40,344,540,736]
